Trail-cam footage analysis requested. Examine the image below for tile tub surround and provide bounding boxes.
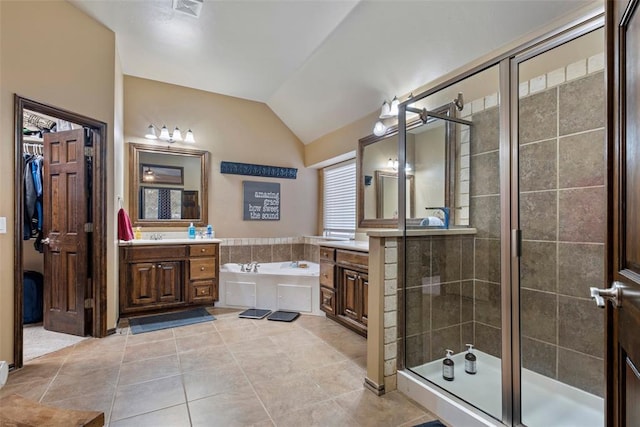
[3,309,438,426]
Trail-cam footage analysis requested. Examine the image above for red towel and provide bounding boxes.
[117,208,134,241]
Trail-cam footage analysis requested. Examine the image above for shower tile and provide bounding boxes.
[461,322,474,348]
[519,88,557,144]
[229,245,251,264]
[431,238,461,283]
[521,337,557,379]
[470,151,499,196]
[520,191,557,241]
[474,238,500,283]
[470,195,500,239]
[219,245,230,265]
[470,106,500,154]
[404,286,431,337]
[405,238,431,287]
[559,129,605,188]
[251,245,272,263]
[559,71,605,136]
[272,244,292,262]
[474,280,501,328]
[520,240,556,292]
[519,139,557,192]
[558,348,604,397]
[558,296,604,358]
[558,243,604,298]
[558,187,606,243]
[521,289,557,344]
[432,325,462,358]
[432,282,462,330]
[474,323,501,358]
[461,238,474,280]
[405,332,431,367]
[461,280,474,323]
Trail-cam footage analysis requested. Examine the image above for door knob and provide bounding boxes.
[590,282,624,308]
[42,238,51,245]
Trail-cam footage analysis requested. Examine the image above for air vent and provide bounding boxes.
[172,0,204,18]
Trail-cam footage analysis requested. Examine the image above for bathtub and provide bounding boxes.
[218,261,323,316]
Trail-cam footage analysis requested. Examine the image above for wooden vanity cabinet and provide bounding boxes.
[119,243,219,316]
[319,245,368,336]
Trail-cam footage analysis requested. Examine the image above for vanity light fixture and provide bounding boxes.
[373,95,400,136]
[373,121,387,137]
[145,124,196,143]
[388,158,411,172]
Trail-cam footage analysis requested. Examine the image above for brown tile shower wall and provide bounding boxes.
[517,70,605,397]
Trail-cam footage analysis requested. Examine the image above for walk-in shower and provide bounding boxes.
[396,16,605,427]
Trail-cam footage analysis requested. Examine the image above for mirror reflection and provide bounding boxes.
[129,143,209,227]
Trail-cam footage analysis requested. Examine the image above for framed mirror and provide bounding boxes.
[357,104,459,228]
[129,143,209,227]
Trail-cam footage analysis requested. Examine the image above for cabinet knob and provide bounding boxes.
[200,267,205,271]
[158,264,162,268]
[201,248,205,252]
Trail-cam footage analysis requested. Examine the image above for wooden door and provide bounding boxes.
[342,269,359,321]
[131,262,156,306]
[606,0,640,424]
[43,129,89,336]
[157,262,182,303]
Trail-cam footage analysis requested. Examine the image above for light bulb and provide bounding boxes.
[145,124,157,140]
[379,101,392,119]
[184,129,195,143]
[389,96,399,116]
[159,125,171,141]
[373,121,387,137]
[172,127,183,142]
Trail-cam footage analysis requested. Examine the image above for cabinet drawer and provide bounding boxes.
[124,245,187,262]
[191,280,217,303]
[320,262,335,288]
[319,246,335,261]
[189,244,218,257]
[190,258,216,280]
[320,286,336,315]
[336,250,368,270]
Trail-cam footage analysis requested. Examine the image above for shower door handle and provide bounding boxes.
[590,282,624,308]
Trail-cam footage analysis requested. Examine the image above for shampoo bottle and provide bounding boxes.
[465,344,477,375]
[443,349,454,381]
[188,222,196,239]
[134,227,142,240]
[206,224,213,239]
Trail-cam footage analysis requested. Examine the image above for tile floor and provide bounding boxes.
[2,309,439,426]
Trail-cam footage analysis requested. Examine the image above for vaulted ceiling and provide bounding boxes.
[69,0,597,144]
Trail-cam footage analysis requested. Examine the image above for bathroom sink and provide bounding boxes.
[119,238,221,245]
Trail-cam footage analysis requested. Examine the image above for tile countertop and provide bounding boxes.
[317,240,369,252]
[118,238,222,246]
[367,227,477,237]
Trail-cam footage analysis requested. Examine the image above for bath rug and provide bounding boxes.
[129,307,215,334]
[413,420,447,427]
[238,308,272,319]
[267,310,300,322]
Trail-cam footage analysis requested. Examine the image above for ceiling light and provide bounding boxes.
[373,121,387,137]
[172,0,204,18]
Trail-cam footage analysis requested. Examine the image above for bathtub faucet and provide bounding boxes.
[239,262,259,273]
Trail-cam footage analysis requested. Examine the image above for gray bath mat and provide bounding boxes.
[129,308,215,334]
[238,308,272,319]
[267,310,300,322]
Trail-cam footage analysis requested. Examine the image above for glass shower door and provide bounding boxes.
[516,27,605,427]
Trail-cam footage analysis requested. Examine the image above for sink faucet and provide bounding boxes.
[149,233,164,240]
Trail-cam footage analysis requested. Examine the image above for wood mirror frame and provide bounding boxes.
[375,170,415,218]
[129,142,209,227]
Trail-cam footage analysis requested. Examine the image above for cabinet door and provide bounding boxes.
[342,269,359,321]
[320,286,336,314]
[156,261,182,303]
[360,273,368,326]
[131,262,156,306]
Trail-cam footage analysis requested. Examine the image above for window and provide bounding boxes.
[323,159,356,238]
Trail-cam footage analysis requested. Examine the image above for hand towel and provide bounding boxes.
[117,207,134,241]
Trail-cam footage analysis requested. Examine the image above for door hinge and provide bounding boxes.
[84,223,93,233]
[84,298,93,309]
[84,146,94,157]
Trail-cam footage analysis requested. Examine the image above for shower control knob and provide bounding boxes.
[590,282,624,308]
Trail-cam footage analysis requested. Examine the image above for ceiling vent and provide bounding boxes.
[172,0,204,18]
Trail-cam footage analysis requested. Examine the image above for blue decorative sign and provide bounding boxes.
[221,161,297,179]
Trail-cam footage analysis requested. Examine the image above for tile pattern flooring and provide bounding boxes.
[2,309,439,426]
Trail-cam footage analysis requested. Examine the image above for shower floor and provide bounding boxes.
[410,349,603,427]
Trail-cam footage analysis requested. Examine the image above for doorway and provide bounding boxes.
[13,96,107,369]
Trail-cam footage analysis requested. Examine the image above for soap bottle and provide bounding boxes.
[206,224,213,239]
[134,227,142,240]
[443,349,454,381]
[465,344,477,375]
[188,222,196,239]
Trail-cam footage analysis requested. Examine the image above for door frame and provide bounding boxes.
[13,95,108,369]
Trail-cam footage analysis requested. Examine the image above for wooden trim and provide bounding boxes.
[13,95,108,368]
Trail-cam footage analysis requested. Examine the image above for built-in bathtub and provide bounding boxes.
[218,261,323,315]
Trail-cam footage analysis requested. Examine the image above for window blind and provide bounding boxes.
[323,160,356,237]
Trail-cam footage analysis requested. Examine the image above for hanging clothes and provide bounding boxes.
[23,153,44,252]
